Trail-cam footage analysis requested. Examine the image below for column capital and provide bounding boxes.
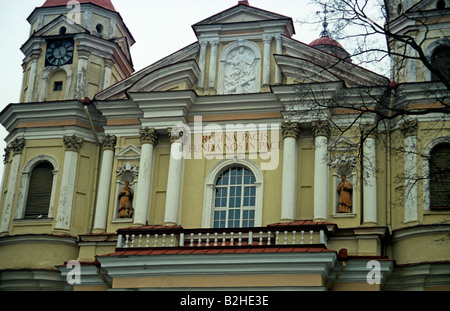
[101,134,117,151]
[139,128,158,145]
[167,127,184,144]
[281,122,300,139]
[63,135,84,152]
[9,138,25,156]
[361,124,378,139]
[3,147,11,164]
[400,119,418,137]
[262,33,273,43]
[312,121,331,138]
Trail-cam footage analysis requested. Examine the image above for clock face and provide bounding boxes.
[46,39,74,66]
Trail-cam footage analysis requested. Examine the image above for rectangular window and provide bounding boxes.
[53,81,63,91]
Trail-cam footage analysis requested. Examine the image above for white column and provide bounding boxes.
[93,135,116,232]
[25,54,40,103]
[362,125,378,224]
[164,128,184,226]
[262,34,272,86]
[0,139,25,233]
[198,40,208,89]
[281,123,300,222]
[275,34,283,85]
[208,39,219,90]
[133,128,158,226]
[313,122,330,221]
[401,120,418,223]
[74,51,89,100]
[55,135,83,231]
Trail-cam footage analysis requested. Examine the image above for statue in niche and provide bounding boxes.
[337,174,353,213]
[118,181,134,218]
[224,46,257,94]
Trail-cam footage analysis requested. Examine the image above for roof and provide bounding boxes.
[41,0,116,12]
[310,36,345,49]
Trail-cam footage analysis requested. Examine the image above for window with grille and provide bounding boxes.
[429,143,450,210]
[213,167,256,228]
[24,161,54,218]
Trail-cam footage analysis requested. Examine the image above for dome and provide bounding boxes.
[309,35,352,61]
[41,0,116,12]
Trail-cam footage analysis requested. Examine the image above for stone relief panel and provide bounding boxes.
[218,40,261,95]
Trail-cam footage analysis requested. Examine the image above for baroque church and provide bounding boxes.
[0,0,449,291]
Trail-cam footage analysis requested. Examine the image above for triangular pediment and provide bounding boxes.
[33,15,89,38]
[116,145,141,160]
[194,4,292,26]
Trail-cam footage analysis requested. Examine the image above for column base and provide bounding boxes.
[279,219,294,224]
[164,222,178,227]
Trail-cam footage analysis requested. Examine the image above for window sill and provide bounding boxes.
[332,213,356,218]
[13,218,53,226]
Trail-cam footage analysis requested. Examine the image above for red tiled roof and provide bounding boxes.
[310,36,345,49]
[41,0,116,12]
[268,220,335,226]
[98,246,335,257]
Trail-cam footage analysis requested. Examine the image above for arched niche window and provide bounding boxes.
[431,45,450,82]
[429,143,450,210]
[422,138,450,211]
[38,65,73,102]
[202,159,263,228]
[15,155,59,220]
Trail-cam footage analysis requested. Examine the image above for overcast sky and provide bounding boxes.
[0,0,337,176]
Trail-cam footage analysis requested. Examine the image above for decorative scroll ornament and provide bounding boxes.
[312,121,331,138]
[3,146,11,164]
[101,134,117,151]
[168,127,185,144]
[281,122,300,139]
[9,138,25,155]
[400,119,418,137]
[63,135,84,152]
[329,154,356,177]
[139,128,158,145]
[116,162,139,183]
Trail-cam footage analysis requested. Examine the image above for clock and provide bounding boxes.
[46,39,74,66]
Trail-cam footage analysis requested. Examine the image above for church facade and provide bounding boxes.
[0,0,449,291]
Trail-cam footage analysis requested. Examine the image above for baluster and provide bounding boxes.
[214,233,218,247]
[292,231,297,245]
[190,233,194,247]
[206,233,210,246]
[163,233,167,247]
[146,234,150,247]
[154,234,159,247]
[310,230,314,244]
[301,231,305,244]
[267,231,272,245]
[230,232,234,246]
[138,234,142,247]
[238,232,242,246]
[248,231,253,246]
[284,231,288,245]
[222,232,226,246]
[198,233,202,247]
[131,234,135,248]
[124,234,129,248]
[170,234,175,247]
[259,231,264,246]
[275,231,280,245]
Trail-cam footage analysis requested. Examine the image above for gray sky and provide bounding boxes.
[0,0,341,177]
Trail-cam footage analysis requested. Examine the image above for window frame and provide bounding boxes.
[422,137,450,212]
[202,158,263,228]
[15,155,59,220]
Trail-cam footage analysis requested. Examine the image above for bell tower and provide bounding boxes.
[385,0,450,83]
[20,0,135,103]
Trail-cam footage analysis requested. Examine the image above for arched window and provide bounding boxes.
[429,143,450,210]
[202,159,263,228]
[213,167,256,228]
[24,161,55,219]
[431,45,450,82]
